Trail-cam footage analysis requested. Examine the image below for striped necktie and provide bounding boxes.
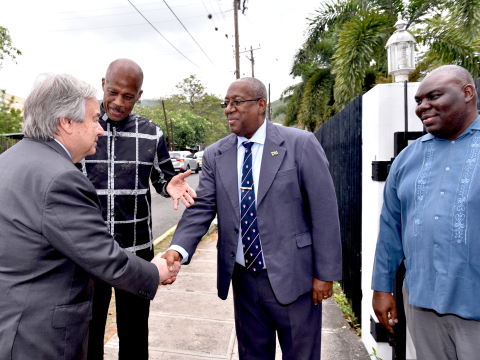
[241,141,264,277]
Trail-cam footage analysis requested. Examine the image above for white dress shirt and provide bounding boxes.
[170,119,267,267]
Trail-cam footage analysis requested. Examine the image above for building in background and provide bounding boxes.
[4,93,25,113]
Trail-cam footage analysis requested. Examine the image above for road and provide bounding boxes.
[150,171,200,239]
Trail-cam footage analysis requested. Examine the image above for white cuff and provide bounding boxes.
[168,245,189,264]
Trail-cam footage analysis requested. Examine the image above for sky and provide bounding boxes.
[0,0,322,102]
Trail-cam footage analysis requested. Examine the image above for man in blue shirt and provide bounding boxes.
[372,65,480,359]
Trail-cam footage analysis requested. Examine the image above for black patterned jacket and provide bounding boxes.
[76,104,175,260]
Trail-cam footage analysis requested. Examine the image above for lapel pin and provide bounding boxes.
[271,151,278,156]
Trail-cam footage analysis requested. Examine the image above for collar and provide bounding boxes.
[236,118,267,149]
[52,138,72,159]
[421,115,480,142]
[100,103,131,127]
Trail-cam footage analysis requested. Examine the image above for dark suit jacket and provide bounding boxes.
[172,120,342,304]
[0,138,159,360]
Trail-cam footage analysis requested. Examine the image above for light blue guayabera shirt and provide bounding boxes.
[170,119,267,267]
[372,115,480,320]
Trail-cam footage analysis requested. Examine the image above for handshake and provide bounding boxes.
[151,252,181,285]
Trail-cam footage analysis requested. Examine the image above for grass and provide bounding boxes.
[332,281,362,336]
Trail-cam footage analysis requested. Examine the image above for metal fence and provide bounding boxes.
[315,93,363,323]
[0,136,20,155]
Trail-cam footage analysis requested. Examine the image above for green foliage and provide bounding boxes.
[287,0,480,117]
[160,75,230,146]
[134,105,210,149]
[0,26,21,71]
[368,347,383,360]
[332,281,361,336]
[0,90,23,134]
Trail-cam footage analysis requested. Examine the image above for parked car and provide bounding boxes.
[194,151,204,169]
[169,151,200,173]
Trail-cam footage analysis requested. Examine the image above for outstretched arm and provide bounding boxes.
[166,170,197,210]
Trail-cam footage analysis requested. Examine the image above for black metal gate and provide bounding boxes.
[315,93,363,323]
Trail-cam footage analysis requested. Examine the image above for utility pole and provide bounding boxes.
[240,46,261,77]
[234,0,240,79]
[170,119,175,151]
[268,83,271,120]
[160,100,171,150]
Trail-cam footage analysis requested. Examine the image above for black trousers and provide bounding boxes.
[87,280,151,360]
[232,263,322,360]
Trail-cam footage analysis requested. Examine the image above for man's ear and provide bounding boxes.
[136,89,143,103]
[258,99,267,115]
[464,84,476,104]
[58,117,74,135]
[102,78,106,91]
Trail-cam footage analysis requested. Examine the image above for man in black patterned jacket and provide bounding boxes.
[78,59,196,359]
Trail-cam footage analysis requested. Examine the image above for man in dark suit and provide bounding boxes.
[164,77,342,359]
[0,73,181,360]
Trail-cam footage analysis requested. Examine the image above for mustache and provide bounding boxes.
[109,105,124,113]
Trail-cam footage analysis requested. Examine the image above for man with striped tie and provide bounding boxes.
[165,77,342,359]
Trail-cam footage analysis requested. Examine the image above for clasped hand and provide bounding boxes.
[151,253,181,284]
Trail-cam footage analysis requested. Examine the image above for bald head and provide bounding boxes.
[232,77,267,101]
[426,65,475,92]
[102,59,144,121]
[105,58,144,92]
[415,65,478,140]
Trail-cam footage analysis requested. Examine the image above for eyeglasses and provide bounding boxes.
[220,98,261,109]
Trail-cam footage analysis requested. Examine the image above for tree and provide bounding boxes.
[133,105,210,149]
[0,26,21,71]
[284,0,480,130]
[0,90,23,134]
[161,75,230,145]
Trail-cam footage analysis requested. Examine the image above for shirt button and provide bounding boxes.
[451,141,456,144]
[436,271,438,275]
[434,244,438,247]
[114,156,117,159]
[457,240,462,243]
[446,167,450,171]
[231,251,235,258]
[435,216,439,220]
[440,191,444,195]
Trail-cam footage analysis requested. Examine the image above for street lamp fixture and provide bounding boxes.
[385,14,416,82]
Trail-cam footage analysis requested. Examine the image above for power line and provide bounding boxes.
[54,0,218,15]
[42,11,232,33]
[200,0,218,29]
[57,9,226,22]
[162,0,216,68]
[127,0,201,69]
[214,0,226,22]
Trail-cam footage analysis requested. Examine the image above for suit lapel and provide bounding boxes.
[216,135,241,222]
[257,121,285,207]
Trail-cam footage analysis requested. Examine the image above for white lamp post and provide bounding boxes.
[385,14,416,82]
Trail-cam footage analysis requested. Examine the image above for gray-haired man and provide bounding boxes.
[0,73,180,359]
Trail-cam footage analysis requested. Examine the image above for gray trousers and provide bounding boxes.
[232,263,322,360]
[403,285,480,360]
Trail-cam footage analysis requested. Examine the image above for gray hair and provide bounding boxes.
[233,77,268,100]
[23,73,97,140]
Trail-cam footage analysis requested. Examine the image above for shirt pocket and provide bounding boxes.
[52,300,92,328]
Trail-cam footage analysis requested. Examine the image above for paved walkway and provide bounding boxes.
[104,237,368,359]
